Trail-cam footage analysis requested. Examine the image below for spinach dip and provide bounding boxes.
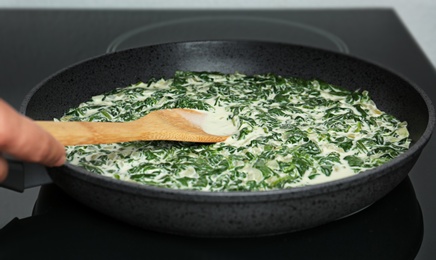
[62,71,411,192]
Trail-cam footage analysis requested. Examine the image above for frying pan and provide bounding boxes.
[12,41,436,237]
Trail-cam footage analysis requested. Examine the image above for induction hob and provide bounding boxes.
[0,9,434,259]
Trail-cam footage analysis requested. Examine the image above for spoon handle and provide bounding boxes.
[35,121,138,146]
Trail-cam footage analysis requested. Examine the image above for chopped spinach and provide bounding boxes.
[63,71,411,191]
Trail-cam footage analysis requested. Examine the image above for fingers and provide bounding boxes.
[0,99,66,168]
[14,115,66,167]
[0,155,7,182]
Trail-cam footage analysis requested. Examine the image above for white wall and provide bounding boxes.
[1,0,435,67]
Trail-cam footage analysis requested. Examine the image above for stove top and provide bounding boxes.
[0,9,435,259]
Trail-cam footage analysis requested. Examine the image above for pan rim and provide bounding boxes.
[23,40,435,202]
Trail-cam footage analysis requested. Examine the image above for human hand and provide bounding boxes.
[0,99,65,182]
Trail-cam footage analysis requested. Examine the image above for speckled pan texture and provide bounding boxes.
[23,41,435,237]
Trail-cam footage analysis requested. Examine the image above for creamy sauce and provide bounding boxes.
[61,72,411,192]
[177,108,238,136]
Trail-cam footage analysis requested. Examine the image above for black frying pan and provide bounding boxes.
[17,41,436,237]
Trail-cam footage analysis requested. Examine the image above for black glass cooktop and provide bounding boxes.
[0,9,435,259]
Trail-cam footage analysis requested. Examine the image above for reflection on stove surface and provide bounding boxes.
[0,177,422,259]
[107,16,349,54]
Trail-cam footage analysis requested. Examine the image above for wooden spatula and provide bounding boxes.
[36,109,232,146]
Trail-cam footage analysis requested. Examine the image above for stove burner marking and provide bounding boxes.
[106,15,349,54]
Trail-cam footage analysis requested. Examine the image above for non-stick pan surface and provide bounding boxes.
[22,41,434,237]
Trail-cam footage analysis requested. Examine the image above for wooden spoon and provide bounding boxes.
[36,109,231,146]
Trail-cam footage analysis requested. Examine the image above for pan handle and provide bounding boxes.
[0,155,53,192]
